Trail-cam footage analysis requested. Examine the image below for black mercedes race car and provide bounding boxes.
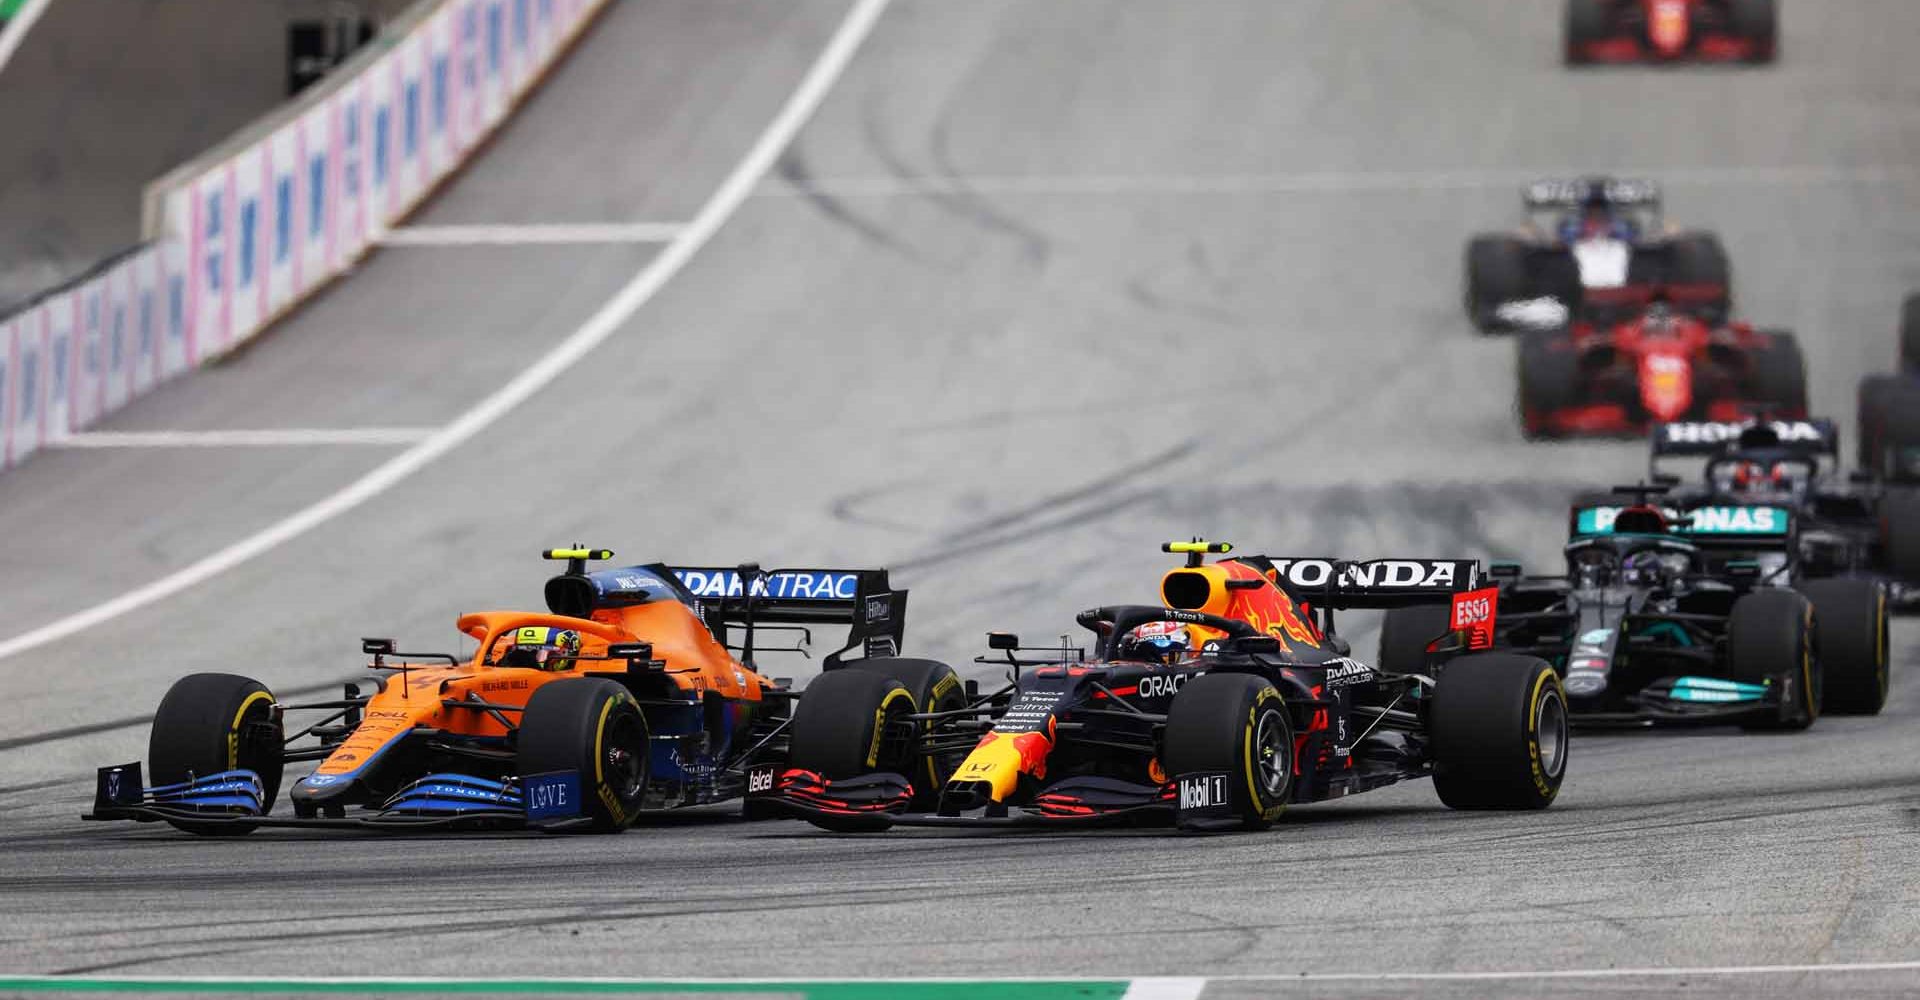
[1465,177,1730,333]
[751,541,1568,833]
[1650,418,1920,617]
[1378,486,1886,728]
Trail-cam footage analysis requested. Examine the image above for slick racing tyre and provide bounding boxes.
[1669,234,1732,326]
[1879,383,1920,484]
[1377,603,1454,675]
[1563,0,1607,65]
[1465,236,1533,332]
[1748,331,1807,416]
[848,657,965,807]
[1797,579,1888,716]
[519,678,649,832]
[1517,329,1580,439]
[1430,653,1567,810]
[1902,293,1920,373]
[1728,589,1818,731]
[788,668,919,781]
[1881,489,1920,585]
[1857,374,1901,474]
[149,673,284,835]
[1163,674,1291,831]
[1729,0,1777,62]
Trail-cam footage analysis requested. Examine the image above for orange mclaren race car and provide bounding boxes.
[86,550,954,834]
[751,542,1568,833]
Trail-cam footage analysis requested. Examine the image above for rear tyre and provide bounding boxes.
[1465,236,1534,332]
[1901,293,1920,373]
[1728,589,1818,731]
[1669,234,1732,325]
[788,669,918,780]
[1377,604,1454,675]
[1728,0,1777,62]
[1880,384,1920,484]
[1564,0,1608,64]
[1163,674,1291,831]
[149,673,283,836]
[1517,329,1581,439]
[1797,579,1888,716]
[1747,331,1807,415]
[1430,653,1567,810]
[1881,488,1920,583]
[518,678,649,832]
[1857,374,1901,473]
[848,657,965,807]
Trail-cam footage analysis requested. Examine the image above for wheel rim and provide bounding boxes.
[1253,708,1289,797]
[1534,685,1568,780]
[602,711,646,800]
[877,698,917,771]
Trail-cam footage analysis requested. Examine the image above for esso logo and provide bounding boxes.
[1453,596,1492,626]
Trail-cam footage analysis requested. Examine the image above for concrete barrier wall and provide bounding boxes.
[0,0,607,471]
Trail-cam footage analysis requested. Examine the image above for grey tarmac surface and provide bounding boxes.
[2,0,1919,994]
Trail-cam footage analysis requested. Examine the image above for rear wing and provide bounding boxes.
[543,559,906,669]
[1524,177,1659,209]
[1650,419,1839,459]
[1237,555,1484,610]
[1569,502,1794,548]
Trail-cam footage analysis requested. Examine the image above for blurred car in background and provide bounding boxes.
[1565,0,1778,65]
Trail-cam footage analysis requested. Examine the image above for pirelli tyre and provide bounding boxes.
[1465,236,1533,332]
[1728,589,1818,731]
[1880,382,1920,485]
[788,668,919,782]
[1667,234,1732,325]
[848,657,965,808]
[1517,329,1580,439]
[1797,579,1888,716]
[1747,332,1807,415]
[1162,673,1291,831]
[1881,488,1920,584]
[1902,293,1920,372]
[1563,0,1607,64]
[1430,653,1566,810]
[1729,0,1777,61]
[1858,374,1902,474]
[1376,603,1453,675]
[148,673,284,836]
[518,678,649,832]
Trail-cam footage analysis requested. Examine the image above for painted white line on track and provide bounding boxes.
[0,0,54,76]
[0,0,892,667]
[1221,958,1920,983]
[760,164,1920,198]
[51,428,436,448]
[1120,977,1208,1000]
[381,223,687,246]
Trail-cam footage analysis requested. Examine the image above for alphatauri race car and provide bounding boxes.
[1516,297,1803,438]
[751,542,1568,833]
[1651,419,1920,622]
[1379,487,1885,727]
[86,550,934,834]
[1466,178,1731,333]
[1565,0,1777,66]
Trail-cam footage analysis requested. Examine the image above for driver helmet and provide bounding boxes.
[1611,504,1670,535]
[1622,548,1690,587]
[1117,621,1192,665]
[1731,460,1791,493]
[497,626,581,671]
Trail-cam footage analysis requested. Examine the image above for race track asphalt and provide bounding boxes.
[2,1,1919,995]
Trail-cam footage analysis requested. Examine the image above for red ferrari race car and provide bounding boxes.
[1566,0,1777,65]
[1517,296,1804,439]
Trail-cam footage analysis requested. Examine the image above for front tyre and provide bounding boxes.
[1797,579,1888,716]
[518,679,649,832]
[149,673,284,835]
[848,657,965,807]
[1728,589,1818,731]
[1430,653,1567,810]
[788,669,918,780]
[1162,674,1291,831]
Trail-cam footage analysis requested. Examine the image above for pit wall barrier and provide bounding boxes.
[0,0,608,471]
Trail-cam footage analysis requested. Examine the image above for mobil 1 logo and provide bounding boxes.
[1175,771,1233,827]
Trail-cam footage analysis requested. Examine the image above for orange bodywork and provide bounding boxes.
[311,601,766,782]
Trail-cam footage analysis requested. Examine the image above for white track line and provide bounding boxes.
[1120,977,1208,1000]
[0,0,53,76]
[51,428,435,448]
[381,223,686,246]
[1222,958,1920,983]
[0,0,892,666]
[760,164,1920,198]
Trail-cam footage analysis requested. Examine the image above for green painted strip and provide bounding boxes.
[0,979,1130,998]
[0,0,20,19]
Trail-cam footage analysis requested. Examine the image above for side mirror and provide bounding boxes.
[1653,473,1681,487]
[361,638,395,655]
[1724,560,1760,580]
[607,642,654,661]
[1230,635,1281,655]
[987,632,1020,651]
[1489,562,1522,579]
